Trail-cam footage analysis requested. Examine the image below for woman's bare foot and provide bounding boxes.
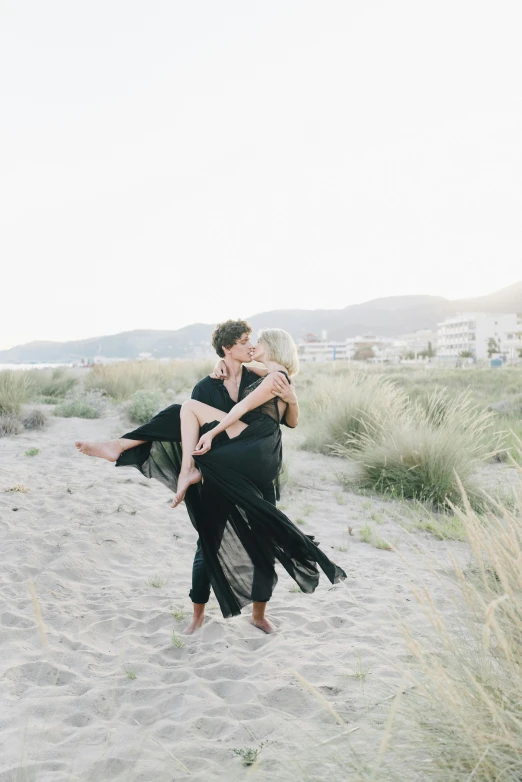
[75,439,123,462]
[250,617,276,634]
[171,467,201,507]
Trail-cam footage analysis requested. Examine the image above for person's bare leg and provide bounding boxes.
[75,438,145,462]
[171,403,202,507]
[250,602,275,634]
[171,399,247,507]
[184,603,205,634]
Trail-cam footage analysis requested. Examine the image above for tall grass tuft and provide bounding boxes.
[395,464,522,780]
[0,414,23,437]
[29,368,77,400]
[22,408,48,430]
[302,372,408,453]
[335,389,502,509]
[0,370,32,416]
[84,359,213,401]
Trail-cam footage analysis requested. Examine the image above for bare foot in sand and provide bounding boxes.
[75,439,123,462]
[250,617,276,634]
[171,467,201,507]
[183,604,205,635]
[183,615,205,634]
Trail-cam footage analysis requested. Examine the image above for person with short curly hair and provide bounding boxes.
[211,319,253,358]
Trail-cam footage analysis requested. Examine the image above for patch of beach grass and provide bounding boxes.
[84,359,213,401]
[233,747,260,767]
[0,414,23,437]
[405,502,467,541]
[341,391,501,510]
[127,389,164,425]
[22,408,48,430]
[0,370,32,416]
[301,371,408,454]
[147,576,168,588]
[54,390,106,419]
[171,632,184,648]
[29,368,77,400]
[25,448,39,456]
[352,654,371,680]
[391,466,522,780]
[359,522,392,550]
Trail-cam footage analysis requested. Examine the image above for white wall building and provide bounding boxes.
[297,333,394,362]
[504,329,522,361]
[385,329,437,360]
[437,313,522,361]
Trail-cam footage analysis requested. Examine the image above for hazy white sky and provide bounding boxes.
[1,0,521,349]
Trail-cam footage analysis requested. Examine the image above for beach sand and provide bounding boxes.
[0,412,489,781]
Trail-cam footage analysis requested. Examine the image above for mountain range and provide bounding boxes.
[2,282,521,363]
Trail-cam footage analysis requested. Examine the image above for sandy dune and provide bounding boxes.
[0,413,476,781]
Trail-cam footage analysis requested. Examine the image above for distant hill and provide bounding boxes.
[1,282,521,363]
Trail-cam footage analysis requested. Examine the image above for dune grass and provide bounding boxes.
[29,368,78,401]
[300,367,505,510]
[84,359,213,401]
[301,371,408,453]
[54,390,106,419]
[346,394,501,510]
[0,414,23,437]
[22,409,48,430]
[390,467,522,780]
[0,370,32,416]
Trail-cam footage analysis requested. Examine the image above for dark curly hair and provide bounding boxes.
[211,319,252,358]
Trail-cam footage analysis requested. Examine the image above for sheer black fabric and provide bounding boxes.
[116,375,346,618]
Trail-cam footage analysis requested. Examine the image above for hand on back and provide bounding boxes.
[266,372,297,404]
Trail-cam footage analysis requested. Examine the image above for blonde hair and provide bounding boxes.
[258,328,299,377]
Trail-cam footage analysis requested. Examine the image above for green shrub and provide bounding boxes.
[22,408,48,430]
[29,368,77,399]
[54,390,106,419]
[345,391,500,509]
[0,414,23,437]
[127,390,163,425]
[301,372,408,453]
[0,371,32,416]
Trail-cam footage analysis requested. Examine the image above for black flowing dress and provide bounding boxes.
[116,375,346,617]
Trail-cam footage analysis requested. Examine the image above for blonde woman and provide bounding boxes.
[77,329,346,626]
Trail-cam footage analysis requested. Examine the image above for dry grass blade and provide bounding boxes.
[292,670,345,726]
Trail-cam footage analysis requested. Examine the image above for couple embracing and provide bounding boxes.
[76,319,346,634]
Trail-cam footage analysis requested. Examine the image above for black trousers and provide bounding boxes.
[189,481,277,605]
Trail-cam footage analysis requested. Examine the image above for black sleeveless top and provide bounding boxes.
[240,371,289,424]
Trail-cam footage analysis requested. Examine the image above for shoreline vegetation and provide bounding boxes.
[1,359,522,779]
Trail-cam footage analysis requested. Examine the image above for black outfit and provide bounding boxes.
[116,370,346,618]
[190,368,278,604]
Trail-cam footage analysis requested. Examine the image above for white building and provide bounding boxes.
[437,313,522,361]
[386,329,437,360]
[504,329,522,361]
[297,333,394,362]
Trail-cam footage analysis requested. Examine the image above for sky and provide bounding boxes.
[1,0,521,350]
